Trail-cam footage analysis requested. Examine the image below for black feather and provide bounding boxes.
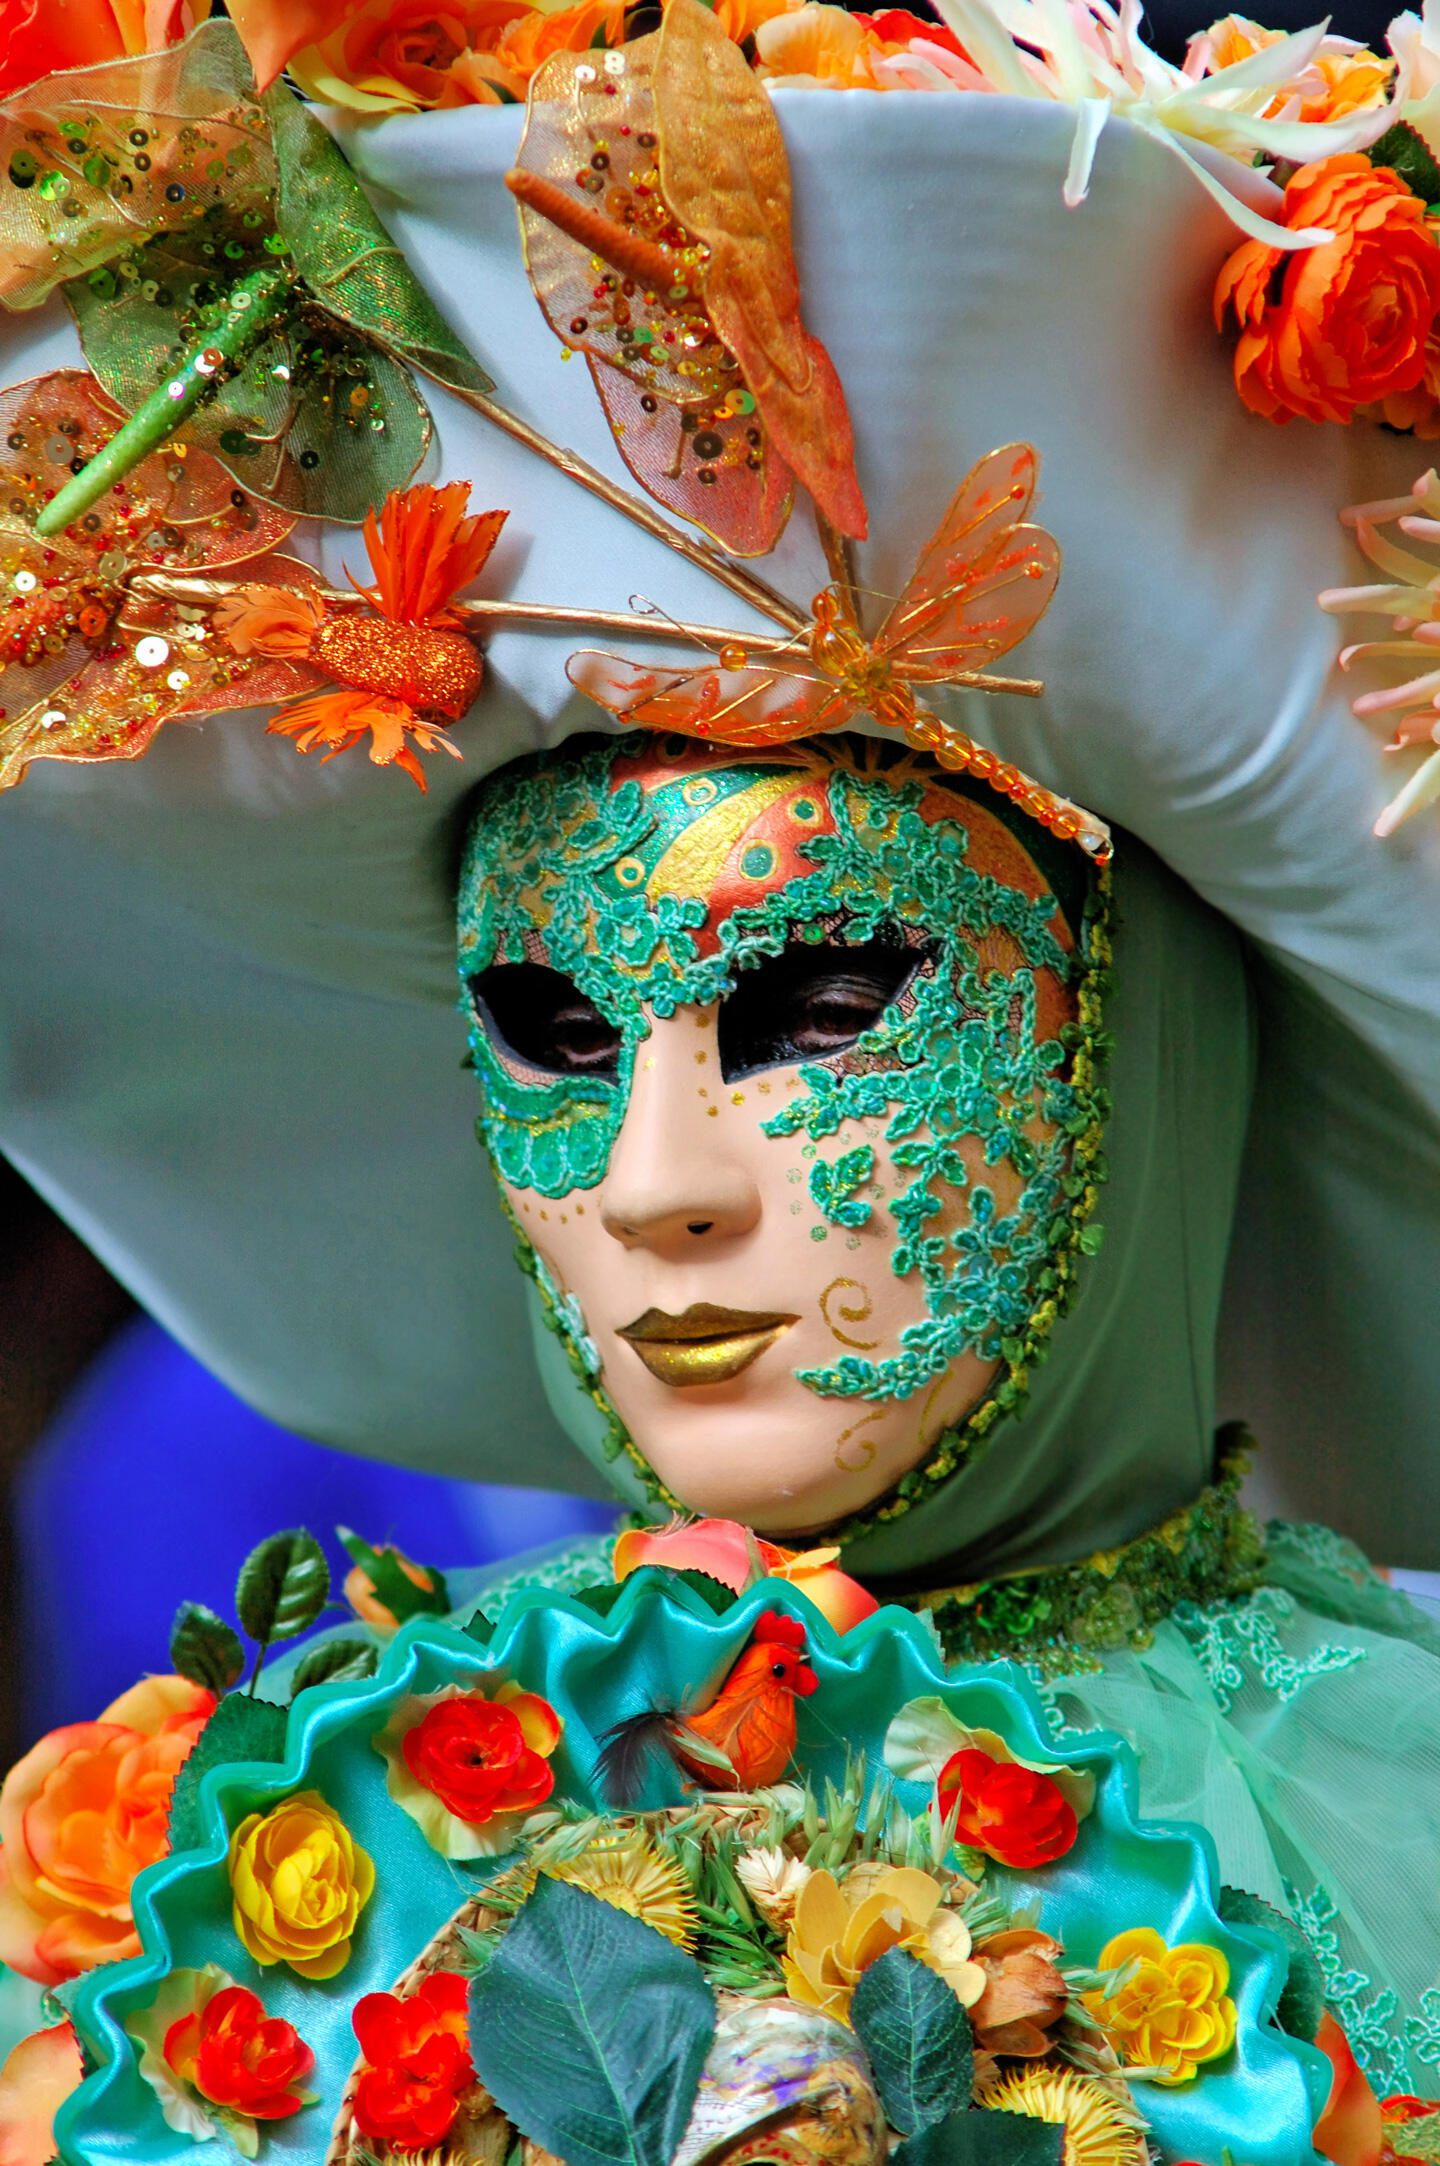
[594,1707,689,1806]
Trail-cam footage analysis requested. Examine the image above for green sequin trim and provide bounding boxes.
[910,1425,1268,1674]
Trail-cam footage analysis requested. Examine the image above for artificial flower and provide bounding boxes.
[548,1831,698,1948]
[937,1745,1078,1869]
[753,5,889,86]
[0,1674,213,1984]
[0,0,196,102]
[734,1843,814,1930]
[712,0,804,41]
[1318,466,1440,834]
[344,1542,447,1633]
[0,2021,82,2166]
[213,480,504,789]
[373,1680,563,1858]
[227,1790,375,1980]
[1083,1926,1237,2085]
[228,0,623,111]
[612,1516,877,1632]
[1312,2011,1384,2166]
[673,1611,817,1789]
[352,1971,475,2152]
[1382,2094,1440,2166]
[782,1864,986,2023]
[969,1926,1069,2055]
[883,1697,1096,1844]
[1195,16,1394,123]
[126,1965,316,2156]
[1214,155,1440,426]
[978,2065,1149,2166]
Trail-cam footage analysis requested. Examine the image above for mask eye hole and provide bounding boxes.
[471,963,622,1081]
[717,932,926,1083]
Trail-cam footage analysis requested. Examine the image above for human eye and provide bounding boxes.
[717,933,924,1081]
[470,963,622,1080]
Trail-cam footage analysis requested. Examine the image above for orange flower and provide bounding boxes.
[1215,155,1440,425]
[612,1516,877,1633]
[0,1677,214,1986]
[0,2022,83,2166]
[1198,16,1393,121]
[0,0,196,100]
[753,4,887,85]
[936,1747,1078,1869]
[1312,2012,1383,2166]
[345,1546,445,1633]
[711,0,803,43]
[229,0,623,111]
[215,482,505,789]
[969,1927,1069,2057]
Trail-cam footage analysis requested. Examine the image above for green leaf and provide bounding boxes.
[668,1568,739,1614]
[1218,1885,1326,2044]
[167,1692,288,1853]
[574,1581,627,1617]
[1370,120,1440,205]
[169,1602,245,1695]
[468,1876,716,2166]
[289,1636,379,1697]
[851,1947,973,2138]
[235,1529,330,1647]
[895,2110,1064,2166]
[337,1526,449,1622]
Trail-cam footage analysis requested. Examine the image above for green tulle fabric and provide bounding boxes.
[458,1515,1440,2098]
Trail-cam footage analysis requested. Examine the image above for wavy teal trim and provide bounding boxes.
[61,1584,1326,2165]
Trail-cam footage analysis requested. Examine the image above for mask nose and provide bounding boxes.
[600,1009,762,1252]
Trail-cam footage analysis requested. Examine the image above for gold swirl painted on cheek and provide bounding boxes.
[916,1373,949,1453]
[834,1409,886,1473]
[820,1277,880,1350]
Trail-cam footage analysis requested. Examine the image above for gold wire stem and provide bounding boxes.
[130,573,798,655]
[447,384,809,635]
[815,508,861,627]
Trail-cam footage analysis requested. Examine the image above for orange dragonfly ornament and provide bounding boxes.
[568,442,1113,862]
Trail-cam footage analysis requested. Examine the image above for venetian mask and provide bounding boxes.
[457,733,1108,1539]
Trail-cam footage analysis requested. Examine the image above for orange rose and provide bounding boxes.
[0,1676,214,1986]
[0,0,196,100]
[1215,155,1440,425]
[754,3,888,85]
[235,0,624,112]
[1198,16,1392,121]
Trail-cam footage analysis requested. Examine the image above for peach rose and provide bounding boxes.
[0,1676,214,1987]
[612,1516,877,1632]
[0,0,196,100]
[1215,155,1440,424]
[0,2021,83,2166]
[1198,16,1393,122]
[753,4,888,85]
[233,0,624,113]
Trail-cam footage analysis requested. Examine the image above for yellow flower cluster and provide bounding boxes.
[227,1790,375,1981]
[1083,1927,1237,2085]
[783,1865,985,2024]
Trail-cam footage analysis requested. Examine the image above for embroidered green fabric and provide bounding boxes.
[457,732,1110,1542]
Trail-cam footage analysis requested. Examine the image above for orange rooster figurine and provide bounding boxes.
[598,1610,817,1803]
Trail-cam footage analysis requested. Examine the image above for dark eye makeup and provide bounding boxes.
[470,933,923,1087]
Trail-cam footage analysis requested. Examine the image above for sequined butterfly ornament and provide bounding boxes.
[0,369,302,791]
[0,19,493,534]
[212,481,507,789]
[570,442,1110,857]
[507,0,866,560]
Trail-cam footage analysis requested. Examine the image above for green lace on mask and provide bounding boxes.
[458,735,1113,1541]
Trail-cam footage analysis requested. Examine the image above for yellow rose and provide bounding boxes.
[227,1791,374,1981]
[1083,1926,1237,2085]
[783,1865,986,2024]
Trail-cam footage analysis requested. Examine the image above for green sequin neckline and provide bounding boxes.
[905,1426,1268,1674]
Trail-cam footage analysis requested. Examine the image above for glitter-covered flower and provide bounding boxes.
[373,1680,563,1858]
[1083,1927,1237,2085]
[549,1832,698,1948]
[125,1965,316,2157]
[783,1865,986,2023]
[979,2065,1149,2165]
[214,480,505,789]
[227,1792,375,1981]
[351,1971,475,2152]
[1214,155,1440,427]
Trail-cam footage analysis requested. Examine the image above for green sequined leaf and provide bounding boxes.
[264,85,493,398]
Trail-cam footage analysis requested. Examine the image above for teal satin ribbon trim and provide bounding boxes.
[60,1580,1328,2165]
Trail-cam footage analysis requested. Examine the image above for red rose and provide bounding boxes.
[163,1985,313,2120]
[352,1972,474,2150]
[401,1692,557,1823]
[937,1747,1078,1869]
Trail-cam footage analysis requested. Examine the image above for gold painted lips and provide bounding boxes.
[617,1303,798,1388]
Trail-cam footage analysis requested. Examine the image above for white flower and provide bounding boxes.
[736,1845,814,1929]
